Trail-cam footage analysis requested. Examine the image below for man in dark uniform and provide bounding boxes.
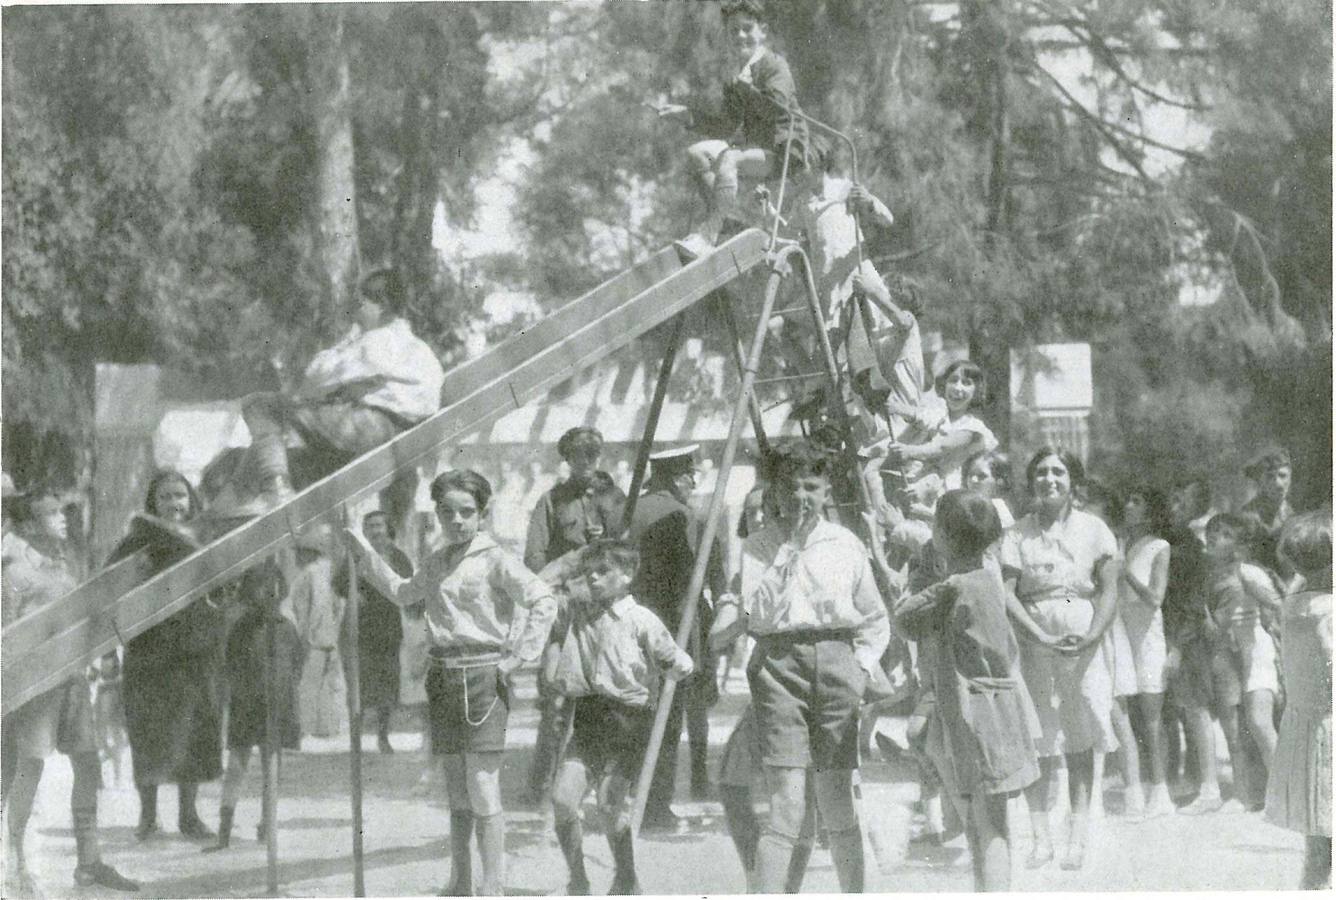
[523,427,627,804]
[626,445,725,831]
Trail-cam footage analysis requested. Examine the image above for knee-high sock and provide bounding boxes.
[608,826,638,891]
[137,783,159,828]
[447,810,474,895]
[555,819,588,886]
[179,781,201,827]
[786,839,814,893]
[827,824,865,893]
[70,752,101,867]
[474,812,505,895]
[719,785,759,872]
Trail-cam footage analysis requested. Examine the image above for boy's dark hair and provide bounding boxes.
[363,510,396,539]
[1278,509,1332,575]
[934,489,1002,558]
[771,440,832,485]
[558,427,603,460]
[962,449,1010,493]
[430,469,493,512]
[361,268,408,317]
[581,538,640,579]
[1204,512,1255,546]
[721,0,766,23]
[1243,445,1292,479]
[885,271,924,318]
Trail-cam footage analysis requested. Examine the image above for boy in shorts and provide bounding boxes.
[712,441,890,892]
[653,0,812,258]
[1203,513,1282,810]
[547,540,694,895]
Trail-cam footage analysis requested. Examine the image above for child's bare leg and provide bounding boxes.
[756,765,809,894]
[462,752,505,896]
[1023,756,1057,865]
[1217,704,1246,801]
[1302,835,1332,890]
[787,782,817,893]
[719,783,760,879]
[1062,750,1095,869]
[442,753,475,895]
[707,147,772,241]
[1110,697,1144,814]
[1180,705,1222,811]
[551,759,590,893]
[686,140,726,201]
[813,769,865,893]
[968,791,1011,892]
[1133,693,1175,814]
[1243,689,1277,770]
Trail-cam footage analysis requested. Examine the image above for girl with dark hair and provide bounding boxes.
[344,469,556,895]
[109,471,225,842]
[999,447,1120,870]
[885,359,998,492]
[1116,486,1176,818]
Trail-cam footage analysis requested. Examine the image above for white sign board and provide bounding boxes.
[1009,343,1093,412]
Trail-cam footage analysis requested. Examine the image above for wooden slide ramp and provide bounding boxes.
[2,229,771,716]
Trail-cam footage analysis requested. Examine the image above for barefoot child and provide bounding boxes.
[654,0,812,257]
[891,490,1040,891]
[547,540,694,895]
[345,470,557,895]
[1202,512,1281,809]
[1267,511,1332,889]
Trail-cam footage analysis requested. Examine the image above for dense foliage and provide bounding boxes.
[2,1,1330,506]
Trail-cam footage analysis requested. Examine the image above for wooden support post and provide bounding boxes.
[620,314,686,533]
[714,294,772,455]
[344,506,367,897]
[629,262,786,834]
[262,575,280,896]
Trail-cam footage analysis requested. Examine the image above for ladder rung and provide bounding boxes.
[769,306,810,317]
[754,372,829,385]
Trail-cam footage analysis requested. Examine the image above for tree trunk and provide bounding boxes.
[309,7,359,333]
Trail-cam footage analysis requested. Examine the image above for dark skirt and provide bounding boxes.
[122,599,226,785]
[426,662,509,755]
[226,611,304,751]
[357,593,403,710]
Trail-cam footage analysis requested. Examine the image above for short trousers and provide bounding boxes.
[1211,623,1280,707]
[747,631,865,771]
[718,706,761,788]
[5,679,98,759]
[567,695,653,783]
[1017,598,1118,758]
[426,662,509,755]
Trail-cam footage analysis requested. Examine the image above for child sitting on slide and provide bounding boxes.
[651,0,812,258]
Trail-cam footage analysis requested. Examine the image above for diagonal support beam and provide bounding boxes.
[2,230,771,716]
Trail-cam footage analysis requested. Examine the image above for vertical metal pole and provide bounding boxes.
[344,506,366,897]
[629,263,786,834]
[620,314,686,534]
[262,573,280,896]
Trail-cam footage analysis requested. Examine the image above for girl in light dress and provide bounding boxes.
[1115,486,1176,817]
[1267,510,1332,890]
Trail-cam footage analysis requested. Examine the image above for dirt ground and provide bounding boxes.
[9,670,1303,897]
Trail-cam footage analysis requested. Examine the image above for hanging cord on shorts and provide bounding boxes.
[428,654,503,727]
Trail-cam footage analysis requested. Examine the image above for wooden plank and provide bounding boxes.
[1,230,771,715]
